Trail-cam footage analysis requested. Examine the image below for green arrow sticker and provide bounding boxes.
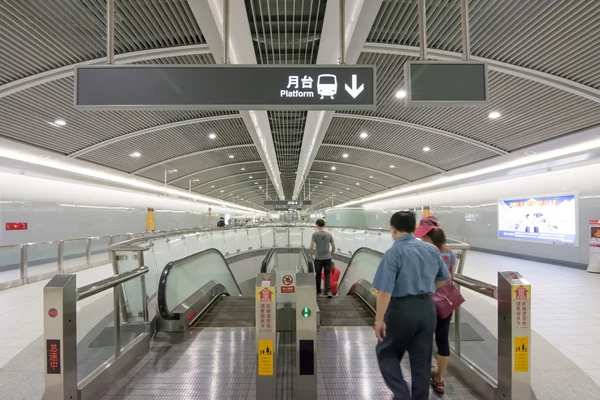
[301,307,311,318]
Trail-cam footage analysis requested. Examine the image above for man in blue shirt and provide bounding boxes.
[373,211,450,400]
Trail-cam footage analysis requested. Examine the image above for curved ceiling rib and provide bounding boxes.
[320,144,446,173]
[132,144,256,174]
[363,43,600,104]
[169,161,264,184]
[312,160,410,183]
[334,113,507,155]
[69,114,242,158]
[204,178,270,196]
[0,44,211,100]
[307,171,388,190]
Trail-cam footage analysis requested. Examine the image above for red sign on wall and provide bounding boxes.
[5,222,28,231]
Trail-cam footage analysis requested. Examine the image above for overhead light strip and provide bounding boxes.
[339,136,600,208]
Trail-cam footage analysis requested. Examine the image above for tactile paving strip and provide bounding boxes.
[317,327,481,400]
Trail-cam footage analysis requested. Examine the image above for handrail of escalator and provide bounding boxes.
[157,247,241,320]
[299,247,315,273]
[260,247,276,273]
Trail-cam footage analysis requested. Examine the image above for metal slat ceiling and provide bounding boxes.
[246,0,326,199]
[138,146,262,183]
[0,0,204,85]
[369,0,600,89]
[0,1,599,212]
[81,118,250,172]
[351,52,600,151]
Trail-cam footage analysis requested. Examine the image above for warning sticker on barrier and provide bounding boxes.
[258,339,274,376]
[514,337,529,373]
[256,287,275,331]
[512,285,530,300]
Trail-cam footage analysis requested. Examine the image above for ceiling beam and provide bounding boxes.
[0,44,211,100]
[320,144,446,173]
[334,113,507,155]
[292,0,385,200]
[169,160,264,184]
[312,160,410,183]
[188,0,284,199]
[363,42,600,104]
[131,144,255,174]
[69,114,241,158]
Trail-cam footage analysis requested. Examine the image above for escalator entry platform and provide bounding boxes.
[193,296,255,328]
[317,295,374,326]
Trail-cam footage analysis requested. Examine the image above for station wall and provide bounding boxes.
[361,162,600,269]
[0,173,238,246]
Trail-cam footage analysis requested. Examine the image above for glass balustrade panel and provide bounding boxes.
[164,250,241,313]
[167,237,187,260]
[90,237,111,267]
[63,239,88,273]
[0,245,21,284]
[289,228,302,247]
[235,229,250,251]
[274,228,288,247]
[183,234,200,254]
[222,230,238,254]
[260,228,275,248]
[338,250,382,296]
[248,229,262,250]
[26,241,60,279]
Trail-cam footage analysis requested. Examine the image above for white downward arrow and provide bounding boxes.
[344,74,365,98]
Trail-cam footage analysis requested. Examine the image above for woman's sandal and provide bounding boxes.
[430,376,445,394]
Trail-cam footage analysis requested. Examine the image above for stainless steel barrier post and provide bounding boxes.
[20,244,28,284]
[295,273,317,398]
[256,272,277,400]
[58,241,64,273]
[497,271,532,400]
[43,274,77,400]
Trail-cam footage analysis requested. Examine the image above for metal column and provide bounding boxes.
[44,275,78,400]
[295,273,317,398]
[256,273,277,399]
[417,0,428,59]
[497,271,533,400]
[106,0,115,65]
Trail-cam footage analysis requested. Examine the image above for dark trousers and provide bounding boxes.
[376,296,436,400]
[314,259,331,294]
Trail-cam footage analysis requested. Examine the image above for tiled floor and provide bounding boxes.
[0,263,114,368]
[462,251,600,387]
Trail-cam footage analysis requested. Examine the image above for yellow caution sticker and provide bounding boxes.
[512,284,531,300]
[258,339,274,376]
[514,337,529,373]
[146,208,155,231]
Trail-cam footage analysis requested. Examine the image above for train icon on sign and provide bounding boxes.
[317,74,337,99]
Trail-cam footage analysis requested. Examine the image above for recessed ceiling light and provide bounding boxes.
[39,154,52,159]
[241,198,244,200]
[167,169,178,173]
[208,133,217,139]
[220,190,224,193]
[193,179,200,182]
[54,119,66,126]
[524,151,536,156]
[423,146,431,152]
[228,155,234,159]
[488,111,501,119]
[369,175,374,178]
[360,132,368,139]
[324,175,328,178]
[395,90,406,99]
[211,185,215,188]
[129,151,141,158]
[255,182,258,184]
[389,165,395,168]
[331,166,336,170]
[259,186,262,189]
[356,182,360,185]
[319,181,323,184]
[249,176,253,179]
[342,153,349,158]
[241,167,246,171]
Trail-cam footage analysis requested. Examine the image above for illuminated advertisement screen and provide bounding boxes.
[498,194,578,246]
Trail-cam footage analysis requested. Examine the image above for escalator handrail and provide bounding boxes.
[157,248,242,319]
[299,247,315,273]
[337,247,383,289]
[261,247,276,273]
